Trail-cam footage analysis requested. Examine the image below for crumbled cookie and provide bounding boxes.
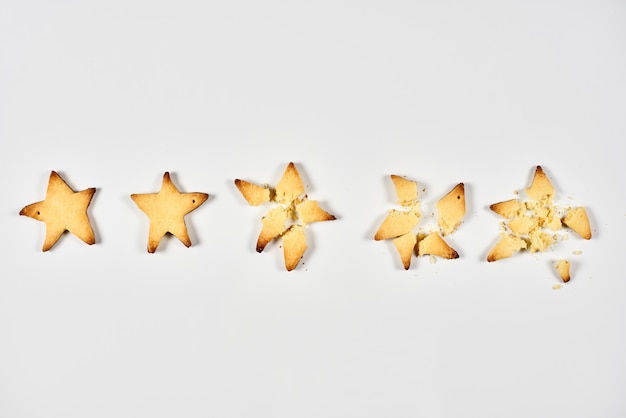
[487,166,592,269]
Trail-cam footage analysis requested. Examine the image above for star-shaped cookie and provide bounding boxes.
[235,162,336,271]
[20,171,96,251]
[131,172,208,253]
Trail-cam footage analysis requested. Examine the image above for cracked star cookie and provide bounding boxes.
[374,175,466,270]
[20,171,96,251]
[235,162,335,271]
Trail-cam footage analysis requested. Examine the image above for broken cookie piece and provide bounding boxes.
[437,182,465,236]
[393,232,417,270]
[390,174,418,206]
[282,225,307,272]
[555,259,571,283]
[489,199,525,219]
[525,166,555,202]
[562,206,592,240]
[417,232,459,259]
[234,179,271,206]
[256,205,289,252]
[487,234,527,262]
[374,210,420,241]
[295,199,336,225]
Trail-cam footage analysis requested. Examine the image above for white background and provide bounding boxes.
[1,1,625,417]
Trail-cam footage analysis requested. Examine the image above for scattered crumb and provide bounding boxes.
[552,284,562,290]
[573,250,582,255]
[430,255,436,264]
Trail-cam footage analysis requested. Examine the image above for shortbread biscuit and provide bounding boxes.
[131,172,208,253]
[525,166,554,202]
[390,175,418,206]
[374,210,420,241]
[487,234,527,262]
[234,179,271,206]
[20,171,96,251]
[562,206,592,239]
[555,259,571,283]
[437,183,465,235]
[393,232,417,270]
[417,232,459,259]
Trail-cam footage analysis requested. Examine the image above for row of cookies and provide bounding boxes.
[19,164,592,278]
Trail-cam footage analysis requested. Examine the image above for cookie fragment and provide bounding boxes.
[275,162,305,204]
[562,206,592,240]
[490,199,525,219]
[393,232,417,270]
[234,179,271,206]
[256,206,289,252]
[555,259,571,283]
[525,166,554,202]
[487,234,527,262]
[374,210,420,241]
[390,174,418,206]
[282,225,307,271]
[437,182,465,235]
[295,199,336,225]
[417,232,459,259]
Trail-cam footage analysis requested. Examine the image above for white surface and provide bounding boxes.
[1,1,625,417]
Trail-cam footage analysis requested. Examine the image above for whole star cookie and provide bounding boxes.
[131,172,208,253]
[20,171,96,251]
